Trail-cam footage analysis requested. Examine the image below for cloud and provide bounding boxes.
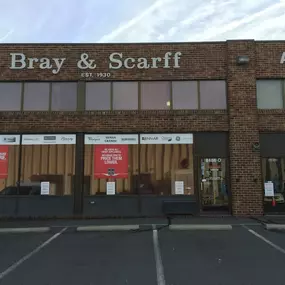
[0,0,284,43]
[98,0,285,42]
[0,29,14,43]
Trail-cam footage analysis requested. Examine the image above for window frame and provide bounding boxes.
[199,80,227,110]
[0,80,229,112]
[172,80,199,110]
[256,79,285,109]
[85,81,112,111]
[50,81,79,112]
[140,80,172,110]
[22,82,51,111]
[112,81,139,110]
[0,81,23,111]
[0,81,81,112]
[82,80,227,111]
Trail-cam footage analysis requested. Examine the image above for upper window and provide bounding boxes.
[113,82,138,110]
[141,81,171,110]
[0,83,22,111]
[0,80,229,112]
[51,83,77,111]
[256,80,283,109]
[172,81,198,109]
[23,83,50,111]
[86,82,111,110]
[200,80,227,109]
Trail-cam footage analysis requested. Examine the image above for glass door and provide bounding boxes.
[199,158,229,211]
[262,157,285,213]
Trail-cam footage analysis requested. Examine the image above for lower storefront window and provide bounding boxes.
[84,133,194,196]
[139,134,194,195]
[0,134,76,196]
[262,158,285,212]
[20,134,76,195]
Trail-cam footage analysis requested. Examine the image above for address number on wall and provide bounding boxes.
[81,72,111,78]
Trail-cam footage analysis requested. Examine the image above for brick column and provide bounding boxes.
[227,40,263,216]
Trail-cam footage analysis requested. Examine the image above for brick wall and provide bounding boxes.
[0,110,228,133]
[1,40,285,216]
[258,110,285,132]
[227,40,263,216]
[256,42,285,78]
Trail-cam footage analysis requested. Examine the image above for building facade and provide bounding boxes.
[0,40,284,218]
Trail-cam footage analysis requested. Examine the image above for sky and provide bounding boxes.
[0,0,285,43]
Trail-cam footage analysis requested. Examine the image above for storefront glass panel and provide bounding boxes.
[84,133,194,196]
[20,134,76,195]
[139,134,194,195]
[0,135,20,194]
[84,134,139,195]
[262,158,285,212]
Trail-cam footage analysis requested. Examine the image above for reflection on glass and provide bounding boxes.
[200,158,228,207]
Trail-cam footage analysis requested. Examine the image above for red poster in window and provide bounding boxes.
[0,145,9,179]
[94,145,128,179]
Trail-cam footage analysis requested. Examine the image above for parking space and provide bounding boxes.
[0,233,55,274]
[0,229,157,285]
[159,226,285,285]
[0,225,284,285]
[247,224,285,251]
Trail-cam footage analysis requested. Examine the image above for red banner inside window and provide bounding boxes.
[0,145,9,179]
[94,145,128,179]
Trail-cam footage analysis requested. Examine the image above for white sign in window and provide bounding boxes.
[106,182,116,195]
[41,181,50,195]
[264,181,274,197]
[0,135,20,145]
[22,134,76,145]
[175,181,184,195]
[85,134,139,145]
[140,134,193,144]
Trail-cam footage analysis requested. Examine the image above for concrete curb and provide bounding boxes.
[169,224,233,231]
[264,224,285,231]
[76,225,140,232]
[0,227,50,233]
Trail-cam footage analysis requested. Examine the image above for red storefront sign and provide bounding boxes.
[94,145,128,179]
[0,145,9,179]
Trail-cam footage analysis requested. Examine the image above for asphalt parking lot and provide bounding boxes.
[0,225,285,285]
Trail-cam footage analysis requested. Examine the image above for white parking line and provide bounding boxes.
[0,227,67,281]
[243,225,285,255]
[152,227,166,285]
